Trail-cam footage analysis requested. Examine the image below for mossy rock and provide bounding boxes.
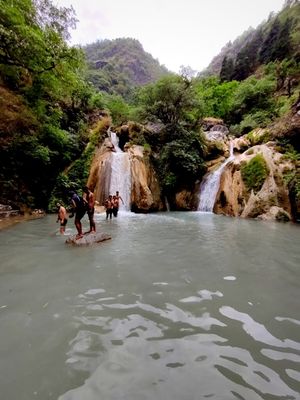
[241,154,269,193]
[247,128,271,146]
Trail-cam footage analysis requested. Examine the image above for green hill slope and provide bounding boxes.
[202,0,300,79]
[83,38,171,98]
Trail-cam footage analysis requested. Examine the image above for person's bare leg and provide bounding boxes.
[75,219,83,239]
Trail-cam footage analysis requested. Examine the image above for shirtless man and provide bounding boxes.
[112,195,118,217]
[115,191,124,216]
[83,186,96,233]
[105,195,113,220]
[56,203,68,234]
[116,191,124,205]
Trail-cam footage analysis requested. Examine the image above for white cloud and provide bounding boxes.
[54,0,285,73]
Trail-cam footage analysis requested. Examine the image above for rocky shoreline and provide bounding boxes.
[0,204,45,230]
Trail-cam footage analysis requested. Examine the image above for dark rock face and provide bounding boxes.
[66,232,112,246]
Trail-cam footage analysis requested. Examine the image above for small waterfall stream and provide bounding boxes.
[198,141,234,212]
[109,131,131,211]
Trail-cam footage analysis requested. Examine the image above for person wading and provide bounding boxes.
[104,195,113,220]
[56,202,68,234]
[114,191,124,216]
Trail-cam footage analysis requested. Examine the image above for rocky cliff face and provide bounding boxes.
[128,145,163,212]
[214,139,294,221]
[87,136,163,212]
[87,120,298,222]
[87,138,113,206]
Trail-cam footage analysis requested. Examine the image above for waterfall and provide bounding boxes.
[164,196,170,212]
[109,131,131,211]
[198,141,234,212]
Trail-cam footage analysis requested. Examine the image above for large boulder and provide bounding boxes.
[257,206,291,222]
[87,139,113,206]
[214,143,293,220]
[201,117,224,132]
[175,190,195,210]
[129,145,163,212]
[66,232,111,246]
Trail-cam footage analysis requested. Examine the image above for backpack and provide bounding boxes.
[73,194,87,212]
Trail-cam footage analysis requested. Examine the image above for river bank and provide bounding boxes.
[0,212,45,230]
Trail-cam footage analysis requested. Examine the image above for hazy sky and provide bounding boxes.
[55,0,285,73]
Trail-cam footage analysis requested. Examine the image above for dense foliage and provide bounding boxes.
[0,0,299,212]
[83,38,171,100]
[204,1,300,79]
[0,0,98,209]
[132,75,206,201]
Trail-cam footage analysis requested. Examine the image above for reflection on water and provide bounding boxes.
[0,212,299,400]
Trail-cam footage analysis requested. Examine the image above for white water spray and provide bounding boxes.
[109,131,131,211]
[198,141,234,212]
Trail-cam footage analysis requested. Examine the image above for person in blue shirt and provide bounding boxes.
[69,191,86,239]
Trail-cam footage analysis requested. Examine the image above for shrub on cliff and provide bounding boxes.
[241,154,270,193]
[135,75,206,196]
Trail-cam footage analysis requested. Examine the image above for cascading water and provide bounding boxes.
[198,141,235,212]
[109,131,131,211]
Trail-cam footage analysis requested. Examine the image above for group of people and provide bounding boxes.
[104,191,124,220]
[56,186,95,239]
[56,187,124,238]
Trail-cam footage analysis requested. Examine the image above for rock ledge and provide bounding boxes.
[66,232,112,246]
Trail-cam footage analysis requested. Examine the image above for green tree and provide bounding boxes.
[231,29,263,81]
[194,76,239,121]
[0,0,78,77]
[220,56,234,82]
[137,75,201,127]
[259,17,293,64]
[136,75,206,199]
[230,75,276,127]
[0,0,95,208]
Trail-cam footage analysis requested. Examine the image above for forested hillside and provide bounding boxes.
[203,0,300,80]
[83,38,171,99]
[0,0,100,209]
[0,0,299,216]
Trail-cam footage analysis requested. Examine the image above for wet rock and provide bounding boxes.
[129,145,163,212]
[201,117,224,131]
[31,209,45,216]
[214,144,292,219]
[0,204,20,218]
[66,232,112,246]
[257,206,291,222]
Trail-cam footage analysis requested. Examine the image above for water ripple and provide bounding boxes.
[59,289,300,400]
[219,306,300,351]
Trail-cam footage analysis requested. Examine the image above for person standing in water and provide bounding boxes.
[116,191,124,204]
[112,195,118,217]
[69,191,86,239]
[114,191,124,216]
[83,186,96,233]
[56,203,68,234]
[104,195,113,220]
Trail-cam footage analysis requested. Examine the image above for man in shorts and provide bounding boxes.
[56,202,68,234]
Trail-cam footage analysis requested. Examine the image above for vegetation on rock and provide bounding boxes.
[241,154,270,193]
